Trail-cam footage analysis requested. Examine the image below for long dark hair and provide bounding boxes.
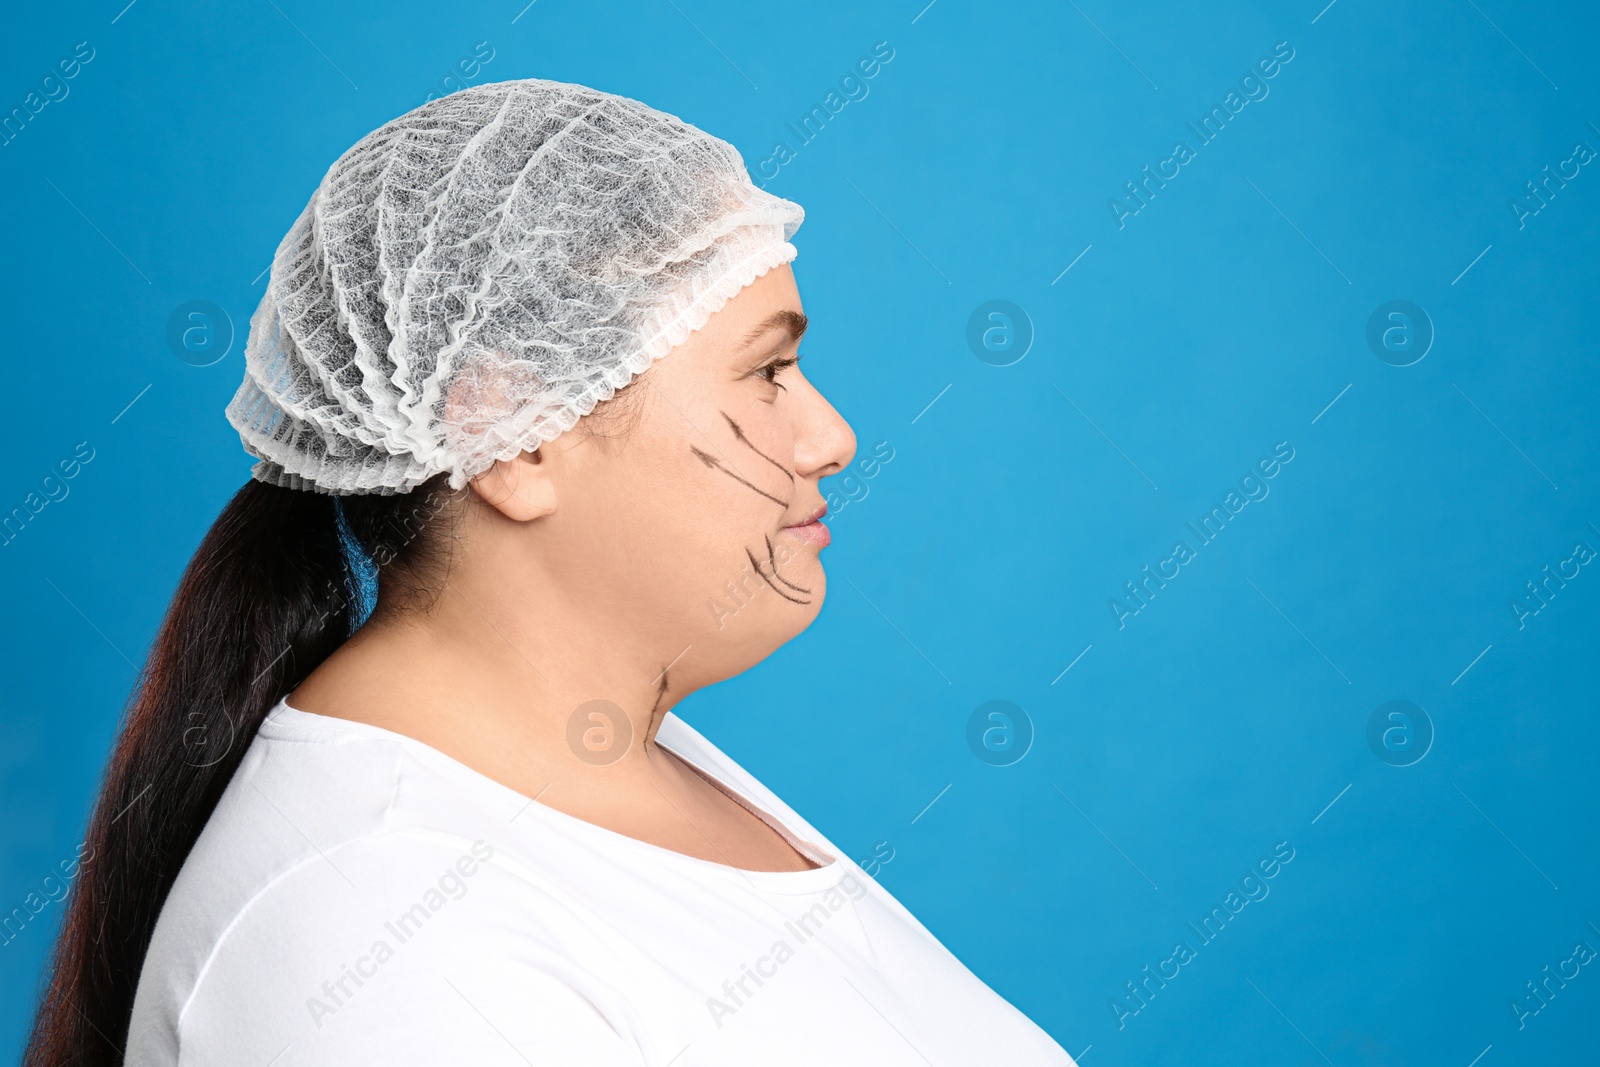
[22,471,460,1066]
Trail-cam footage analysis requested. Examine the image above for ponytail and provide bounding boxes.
[23,473,456,1066]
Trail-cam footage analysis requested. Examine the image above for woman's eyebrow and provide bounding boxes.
[736,309,808,352]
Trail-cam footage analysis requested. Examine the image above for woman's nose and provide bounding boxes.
[792,370,856,481]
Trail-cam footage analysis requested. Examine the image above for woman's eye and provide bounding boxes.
[755,354,801,389]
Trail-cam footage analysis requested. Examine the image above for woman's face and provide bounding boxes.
[491,263,856,688]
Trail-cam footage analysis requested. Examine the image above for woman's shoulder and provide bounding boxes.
[128,701,645,1064]
[131,704,475,1006]
[156,699,454,922]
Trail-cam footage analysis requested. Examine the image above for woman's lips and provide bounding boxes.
[780,505,832,547]
[782,517,831,547]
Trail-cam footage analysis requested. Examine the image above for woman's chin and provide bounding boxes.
[696,591,824,677]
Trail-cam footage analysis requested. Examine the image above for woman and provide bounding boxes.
[26,77,1075,1065]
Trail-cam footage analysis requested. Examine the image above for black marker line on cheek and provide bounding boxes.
[688,445,789,507]
[762,533,810,593]
[745,545,811,605]
[692,411,816,610]
[721,411,794,485]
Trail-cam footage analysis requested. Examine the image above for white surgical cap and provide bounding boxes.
[226,76,804,495]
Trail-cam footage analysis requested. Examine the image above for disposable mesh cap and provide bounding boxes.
[226,76,804,496]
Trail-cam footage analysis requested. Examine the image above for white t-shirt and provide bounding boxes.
[127,697,1076,1065]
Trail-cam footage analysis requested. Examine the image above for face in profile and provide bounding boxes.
[499,263,856,691]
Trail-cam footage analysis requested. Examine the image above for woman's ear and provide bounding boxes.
[469,450,557,522]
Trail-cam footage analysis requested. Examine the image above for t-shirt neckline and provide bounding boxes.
[261,696,846,893]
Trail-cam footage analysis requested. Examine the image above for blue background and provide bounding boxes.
[2,1,1597,1063]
